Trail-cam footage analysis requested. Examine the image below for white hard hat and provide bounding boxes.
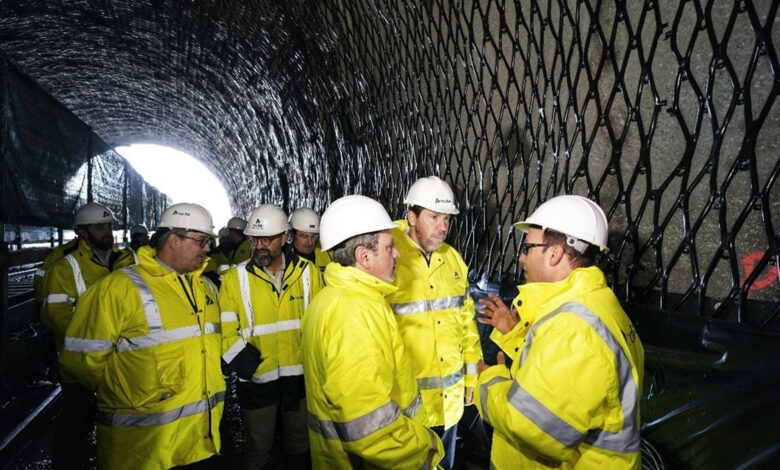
[129,224,148,236]
[244,204,289,236]
[218,227,230,238]
[74,203,118,228]
[158,203,216,236]
[320,195,398,251]
[403,176,460,215]
[289,208,320,233]
[226,216,247,231]
[514,195,609,253]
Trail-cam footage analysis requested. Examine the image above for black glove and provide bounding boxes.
[231,343,263,381]
[281,376,304,410]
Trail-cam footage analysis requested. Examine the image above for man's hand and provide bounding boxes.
[464,387,474,406]
[477,351,506,373]
[477,293,519,334]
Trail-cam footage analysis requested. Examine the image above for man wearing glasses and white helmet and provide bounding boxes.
[476,195,644,470]
[59,203,225,470]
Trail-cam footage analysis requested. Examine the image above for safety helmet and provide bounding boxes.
[514,195,609,253]
[289,208,320,233]
[74,203,118,228]
[244,204,289,236]
[157,203,216,236]
[403,176,460,215]
[129,224,148,236]
[226,216,247,231]
[218,227,230,238]
[320,195,398,251]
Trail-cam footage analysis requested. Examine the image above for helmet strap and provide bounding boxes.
[566,236,588,254]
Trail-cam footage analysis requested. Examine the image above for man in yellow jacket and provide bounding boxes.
[288,207,332,273]
[476,195,645,469]
[40,202,135,469]
[220,204,324,469]
[59,203,225,470]
[302,195,444,469]
[217,216,252,275]
[33,238,77,303]
[387,176,482,469]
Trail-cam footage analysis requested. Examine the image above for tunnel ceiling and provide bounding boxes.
[0,1,332,215]
[2,0,779,318]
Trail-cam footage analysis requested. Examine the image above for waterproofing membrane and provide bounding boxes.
[0,56,167,230]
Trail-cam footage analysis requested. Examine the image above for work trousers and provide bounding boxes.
[242,399,308,469]
[53,382,95,470]
[432,423,459,470]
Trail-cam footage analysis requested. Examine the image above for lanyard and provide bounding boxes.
[177,275,198,313]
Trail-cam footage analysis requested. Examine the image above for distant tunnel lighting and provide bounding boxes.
[116,144,232,230]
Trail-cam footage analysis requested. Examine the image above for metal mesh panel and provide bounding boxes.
[303,0,779,328]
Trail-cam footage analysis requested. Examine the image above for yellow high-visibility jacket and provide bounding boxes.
[386,220,482,429]
[476,267,645,469]
[313,243,332,274]
[40,238,134,349]
[124,246,140,264]
[203,250,226,277]
[292,243,332,274]
[33,238,78,303]
[58,246,225,470]
[220,252,324,407]
[217,238,251,275]
[302,263,444,469]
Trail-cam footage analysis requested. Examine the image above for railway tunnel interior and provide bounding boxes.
[1,1,779,468]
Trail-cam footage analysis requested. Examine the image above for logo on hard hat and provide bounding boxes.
[172,210,191,216]
[435,198,452,204]
[102,211,111,217]
[254,219,263,229]
[308,224,315,228]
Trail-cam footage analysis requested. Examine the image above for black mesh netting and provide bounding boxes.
[1,2,779,468]
[1,56,167,232]
[2,0,774,326]
[302,0,780,328]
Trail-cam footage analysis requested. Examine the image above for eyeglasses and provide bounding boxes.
[294,232,318,241]
[176,233,211,248]
[252,233,284,245]
[520,242,550,255]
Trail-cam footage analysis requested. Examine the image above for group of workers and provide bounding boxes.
[34,175,644,470]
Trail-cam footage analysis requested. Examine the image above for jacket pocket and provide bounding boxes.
[153,345,186,399]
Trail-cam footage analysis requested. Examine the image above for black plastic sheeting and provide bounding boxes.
[0,55,167,230]
[470,281,780,469]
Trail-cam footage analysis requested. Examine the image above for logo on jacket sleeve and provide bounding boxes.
[454,271,461,280]
[205,295,215,306]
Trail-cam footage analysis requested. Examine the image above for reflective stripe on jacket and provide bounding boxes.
[33,238,79,303]
[387,220,482,429]
[220,253,323,395]
[58,245,225,470]
[302,263,444,469]
[475,267,645,469]
[40,238,133,349]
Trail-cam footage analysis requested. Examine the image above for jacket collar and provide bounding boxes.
[323,263,398,296]
[392,219,443,256]
[136,245,209,278]
[514,266,607,315]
